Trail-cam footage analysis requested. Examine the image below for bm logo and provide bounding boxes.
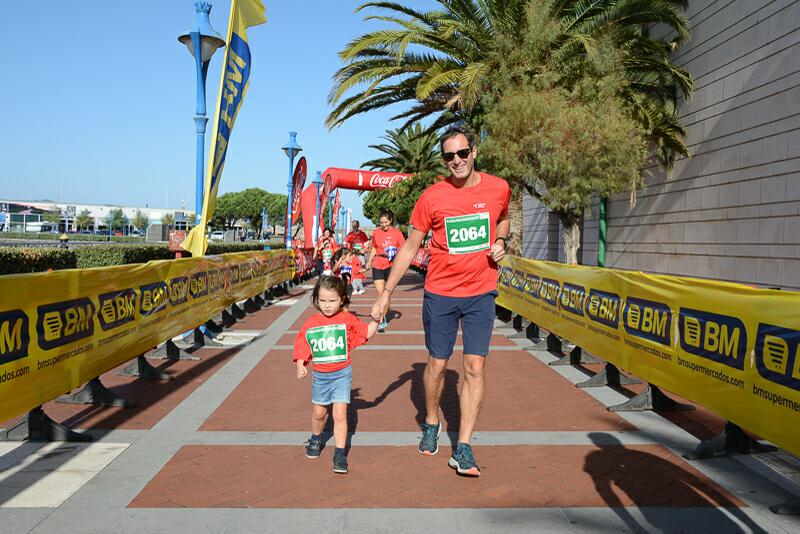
[623,297,672,346]
[0,310,29,365]
[229,265,240,285]
[679,308,746,370]
[755,323,800,391]
[586,289,621,329]
[498,266,513,287]
[168,276,189,306]
[539,278,561,307]
[560,283,586,317]
[140,282,168,317]
[36,298,95,350]
[98,289,138,331]
[190,272,209,299]
[524,274,540,298]
[208,268,224,292]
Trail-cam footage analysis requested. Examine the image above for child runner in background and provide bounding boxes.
[320,240,334,275]
[365,209,405,331]
[332,249,350,286]
[350,250,366,295]
[293,276,380,474]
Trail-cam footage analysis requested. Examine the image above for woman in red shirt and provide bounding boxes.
[365,209,405,331]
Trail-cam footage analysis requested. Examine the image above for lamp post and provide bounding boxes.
[282,131,302,247]
[329,192,335,238]
[178,1,225,227]
[312,171,322,245]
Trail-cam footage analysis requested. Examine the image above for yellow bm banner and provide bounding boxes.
[497,256,800,457]
[0,250,294,423]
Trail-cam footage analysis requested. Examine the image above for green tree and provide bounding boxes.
[161,213,175,227]
[360,123,444,226]
[43,206,61,224]
[132,209,149,230]
[329,0,692,252]
[109,208,126,232]
[211,189,288,233]
[75,209,93,231]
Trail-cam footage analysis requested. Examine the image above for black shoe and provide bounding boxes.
[306,435,323,459]
[332,453,349,474]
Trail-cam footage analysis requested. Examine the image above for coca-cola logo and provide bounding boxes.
[369,173,405,188]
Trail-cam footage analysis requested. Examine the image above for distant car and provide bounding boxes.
[210,231,224,241]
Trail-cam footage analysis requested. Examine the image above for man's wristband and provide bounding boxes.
[494,236,508,247]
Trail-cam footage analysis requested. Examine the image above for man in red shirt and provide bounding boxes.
[371,125,510,477]
[344,220,369,259]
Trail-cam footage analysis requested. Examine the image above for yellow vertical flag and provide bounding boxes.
[183,0,267,256]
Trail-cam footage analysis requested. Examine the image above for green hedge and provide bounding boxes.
[4,232,146,244]
[0,247,78,274]
[0,242,287,274]
[75,245,174,268]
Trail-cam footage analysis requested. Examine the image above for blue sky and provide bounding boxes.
[0,1,438,224]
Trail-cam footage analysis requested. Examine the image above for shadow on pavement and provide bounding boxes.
[584,432,767,533]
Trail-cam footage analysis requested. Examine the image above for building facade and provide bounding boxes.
[523,0,800,291]
[0,200,193,234]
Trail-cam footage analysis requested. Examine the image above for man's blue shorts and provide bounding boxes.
[422,290,497,359]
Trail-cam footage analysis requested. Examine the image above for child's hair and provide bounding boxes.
[311,275,350,309]
[332,248,346,264]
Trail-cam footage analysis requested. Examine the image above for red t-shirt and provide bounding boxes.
[345,230,369,252]
[371,227,406,270]
[350,256,365,280]
[410,173,510,297]
[293,311,369,373]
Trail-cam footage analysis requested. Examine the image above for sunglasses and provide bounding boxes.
[442,148,472,162]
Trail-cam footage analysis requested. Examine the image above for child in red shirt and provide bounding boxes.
[293,276,379,474]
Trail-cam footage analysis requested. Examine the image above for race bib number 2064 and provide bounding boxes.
[444,212,491,254]
[306,324,348,363]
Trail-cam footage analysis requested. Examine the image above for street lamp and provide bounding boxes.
[312,171,322,245]
[329,191,335,239]
[178,1,226,226]
[282,131,302,247]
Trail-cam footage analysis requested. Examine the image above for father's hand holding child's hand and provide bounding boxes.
[296,360,307,380]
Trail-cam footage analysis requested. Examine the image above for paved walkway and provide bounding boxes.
[2,273,800,533]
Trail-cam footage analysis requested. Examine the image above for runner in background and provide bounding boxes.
[344,220,369,263]
[313,227,338,275]
[365,209,405,332]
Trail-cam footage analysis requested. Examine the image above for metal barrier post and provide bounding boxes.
[56,377,137,408]
[1,406,92,442]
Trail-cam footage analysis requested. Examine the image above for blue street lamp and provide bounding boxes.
[178,1,226,226]
[329,192,335,238]
[312,171,322,244]
[282,131,302,247]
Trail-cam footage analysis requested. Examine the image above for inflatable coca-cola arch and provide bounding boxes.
[299,168,412,245]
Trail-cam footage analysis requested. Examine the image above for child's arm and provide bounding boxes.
[365,319,380,340]
[295,359,307,379]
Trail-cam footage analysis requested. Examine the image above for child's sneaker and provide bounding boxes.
[448,442,480,476]
[305,434,323,459]
[378,319,389,332]
[332,453,348,474]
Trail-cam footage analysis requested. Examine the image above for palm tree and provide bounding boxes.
[329,0,691,169]
[329,0,693,253]
[361,123,445,225]
[363,123,444,174]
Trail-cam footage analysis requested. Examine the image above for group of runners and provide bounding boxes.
[293,125,510,476]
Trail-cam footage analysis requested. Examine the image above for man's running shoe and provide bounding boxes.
[448,442,480,476]
[305,434,323,459]
[377,320,388,332]
[418,421,441,456]
[332,453,349,474]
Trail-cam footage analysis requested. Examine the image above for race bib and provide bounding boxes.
[340,265,352,274]
[385,245,398,261]
[323,249,332,261]
[444,212,491,254]
[306,324,348,364]
[354,243,362,251]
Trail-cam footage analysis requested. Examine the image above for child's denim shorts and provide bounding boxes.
[311,366,352,405]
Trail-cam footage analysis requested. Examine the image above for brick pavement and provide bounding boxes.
[2,273,797,533]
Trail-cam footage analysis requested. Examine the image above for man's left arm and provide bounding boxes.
[488,213,511,262]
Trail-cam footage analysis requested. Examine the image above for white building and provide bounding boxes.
[0,199,193,233]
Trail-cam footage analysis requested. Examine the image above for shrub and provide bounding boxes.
[0,247,77,275]
[75,245,174,268]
